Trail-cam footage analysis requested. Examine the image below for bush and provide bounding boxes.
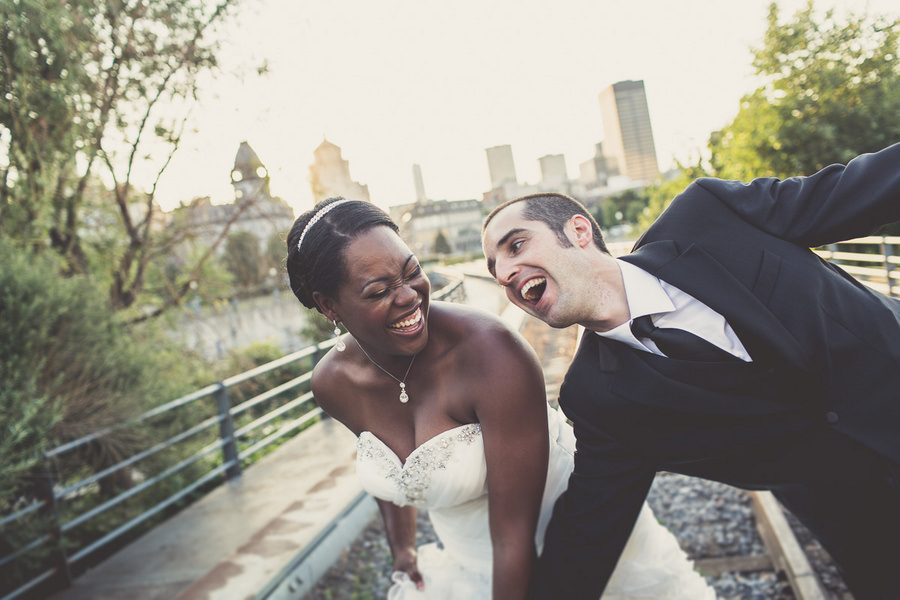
[0,240,214,595]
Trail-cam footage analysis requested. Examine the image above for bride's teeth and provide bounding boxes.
[391,309,421,329]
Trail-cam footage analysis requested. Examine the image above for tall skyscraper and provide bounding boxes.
[597,80,659,183]
[485,145,518,189]
[412,164,427,202]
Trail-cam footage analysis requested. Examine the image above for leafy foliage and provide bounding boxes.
[638,162,712,232]
[0,240,214,501]
[433,230,452,255]
[0,0,243,316]
[710,2,900,181]
[599,189,651,228]
[223,231,264,291]
[0,238,222,594]
[641,2,900,229]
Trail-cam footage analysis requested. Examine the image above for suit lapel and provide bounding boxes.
[620,241,811,371]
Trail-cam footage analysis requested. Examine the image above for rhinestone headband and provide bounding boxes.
[296,200,353,252]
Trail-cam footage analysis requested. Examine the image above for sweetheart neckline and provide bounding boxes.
[358,422,482,467]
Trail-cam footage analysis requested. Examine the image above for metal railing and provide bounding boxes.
[813,235,900,297]
[609,236,898,298]
[1,279,465,600]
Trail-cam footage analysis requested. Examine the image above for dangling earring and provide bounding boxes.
[332,320,346,352]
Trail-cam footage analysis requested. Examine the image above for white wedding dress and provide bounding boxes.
[357,406,716,599]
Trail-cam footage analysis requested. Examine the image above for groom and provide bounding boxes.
[481,143,900,600]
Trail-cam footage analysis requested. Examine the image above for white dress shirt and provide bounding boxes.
[595,260,752,362]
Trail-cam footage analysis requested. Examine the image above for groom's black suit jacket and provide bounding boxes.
[533,143,900,598]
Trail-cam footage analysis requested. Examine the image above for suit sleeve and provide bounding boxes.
[529,427,655,599]
[691,141,900,248]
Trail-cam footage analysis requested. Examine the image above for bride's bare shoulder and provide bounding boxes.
[430,302,539,367]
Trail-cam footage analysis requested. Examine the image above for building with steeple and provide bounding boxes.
[175,141,294,255]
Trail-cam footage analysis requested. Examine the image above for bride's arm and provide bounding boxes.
[311,358,424,588]
[377,499,424,589]
[476,324,550,600]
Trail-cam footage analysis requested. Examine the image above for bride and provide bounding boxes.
[286,198,715,599]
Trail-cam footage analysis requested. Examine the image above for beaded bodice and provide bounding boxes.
[357,424,484,508]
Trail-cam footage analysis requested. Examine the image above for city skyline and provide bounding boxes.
[149,0,899,214]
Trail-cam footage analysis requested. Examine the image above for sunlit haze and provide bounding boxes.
[151,0,899,214]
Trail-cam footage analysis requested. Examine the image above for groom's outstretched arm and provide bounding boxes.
[529,432,655,599]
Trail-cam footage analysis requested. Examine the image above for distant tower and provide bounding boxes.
[538,154,568,188]
[231,141,271,202]
[485,145,518,189]
[412,164,427,202]
[308,138,371,204]
[597,80,659,183]
[578,142,619,189]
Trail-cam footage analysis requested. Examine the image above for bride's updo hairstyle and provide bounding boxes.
[287,197,399,312]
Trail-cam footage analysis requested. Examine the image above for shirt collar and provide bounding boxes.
[617,259,674,320]
[593,260,673,347]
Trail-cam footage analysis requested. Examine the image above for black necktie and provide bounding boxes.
[630,315,739,362]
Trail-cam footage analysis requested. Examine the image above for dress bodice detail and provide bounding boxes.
[358,407,717,599]
[357,423,483,507]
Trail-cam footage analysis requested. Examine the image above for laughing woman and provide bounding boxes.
[285,197,715,600]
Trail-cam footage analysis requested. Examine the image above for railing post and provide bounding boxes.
[882,237,895,297]
[38,469,73,589]
[214,383,242,479]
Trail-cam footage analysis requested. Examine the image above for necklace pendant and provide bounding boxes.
[399,382,409,404]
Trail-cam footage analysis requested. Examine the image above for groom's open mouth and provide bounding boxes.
[520,277,546,304]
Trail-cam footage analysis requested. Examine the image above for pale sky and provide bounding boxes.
[151,0,898,214]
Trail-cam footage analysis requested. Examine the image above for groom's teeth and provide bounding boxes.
[521,277,546,301]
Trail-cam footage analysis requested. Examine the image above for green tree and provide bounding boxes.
[0,0,244,315]
[643,2,900,230]
[710,2,900,181]
[601,189,650,227]
[0,240,211,504]
[638,161,712,232]
[223,231,263,291]
[434,230,452,255]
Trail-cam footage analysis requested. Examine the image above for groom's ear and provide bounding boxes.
[569,214,594,248]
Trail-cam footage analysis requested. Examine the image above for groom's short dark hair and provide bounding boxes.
[483,192,608,253]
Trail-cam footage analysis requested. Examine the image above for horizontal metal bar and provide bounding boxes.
[56,412,222,500]
[220,343,328,389]
[233,392,315,439]
[62,439,226,533]
[828,251,888,263]
[238,406,324,461]
[0,565,58,600]
[0,534,51,569]
[230,373,313,418]
[43,342,329,461]
[45,383,221,459]
[0,498,44,527]
[68,461,235,565]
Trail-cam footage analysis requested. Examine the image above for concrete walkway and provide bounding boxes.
[50,418,367,600]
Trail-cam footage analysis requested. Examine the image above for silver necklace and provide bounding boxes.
[356,342,417,403]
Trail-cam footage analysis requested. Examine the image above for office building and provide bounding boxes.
[485,145,518,189]
[597,80,659,183]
